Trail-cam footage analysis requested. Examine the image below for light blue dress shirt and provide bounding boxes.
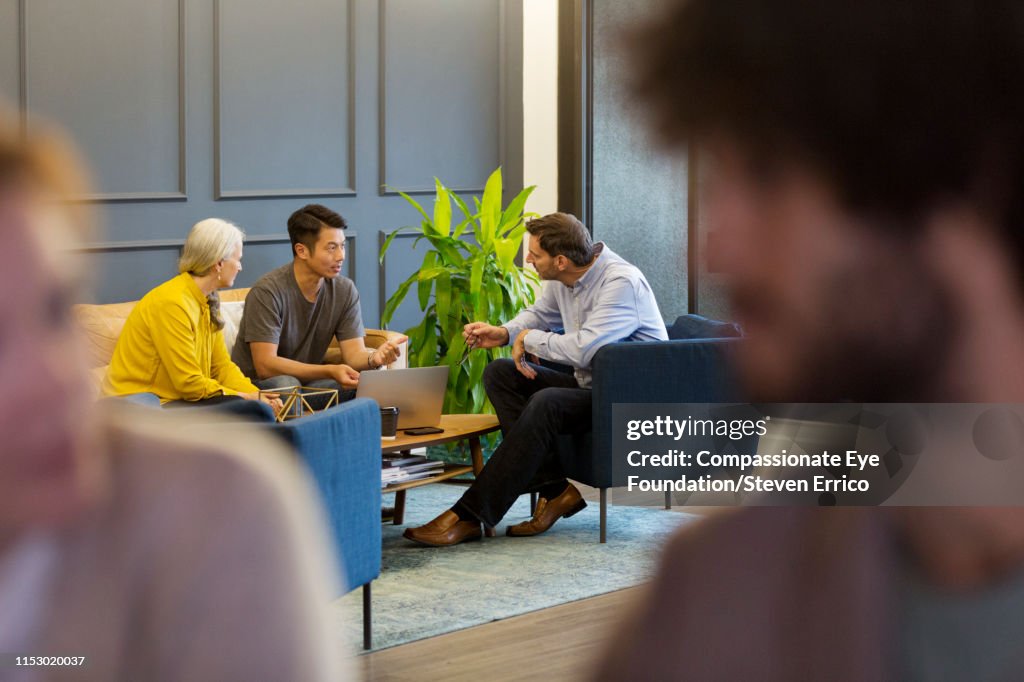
[502,243,668,388]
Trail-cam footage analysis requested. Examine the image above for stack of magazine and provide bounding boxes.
[381,453,445,488]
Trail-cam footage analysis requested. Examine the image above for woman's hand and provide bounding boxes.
[241,391,284,414]
[259,392,284,413]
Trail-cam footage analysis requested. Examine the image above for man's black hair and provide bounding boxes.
[287,204,347,257]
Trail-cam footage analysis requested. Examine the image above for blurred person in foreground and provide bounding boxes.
[0,117,349,680]
[595,1,1024,680]
[102,217,281,413]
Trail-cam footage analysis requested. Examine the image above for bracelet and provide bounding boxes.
[367,348,381,370]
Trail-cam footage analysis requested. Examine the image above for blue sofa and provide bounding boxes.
[113,393,382,648]
[553,314,745,542]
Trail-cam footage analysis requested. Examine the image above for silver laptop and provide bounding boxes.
[356,366,450,429]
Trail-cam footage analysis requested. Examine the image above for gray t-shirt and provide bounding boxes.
[232,264,365,379]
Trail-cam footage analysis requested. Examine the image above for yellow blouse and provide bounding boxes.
[103,273,259,402]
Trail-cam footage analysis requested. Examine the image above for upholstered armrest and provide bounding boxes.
[321,330,409,369]
[271,397,382,594]
[590,338,744,407]
[571,338,744,487]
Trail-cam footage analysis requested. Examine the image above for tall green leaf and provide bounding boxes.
[432,178,452,236]
[417,252,437,311]
[379,225,416,264]
[435,272,451,330]
[393,189,433,227]
[451,190,474,219]
[493,237,520,275]
[381,274,416,327]
[479,167,503,245]
[471,196,484,246]
[424,235,465,266]
[469,257,484,313]
[469,347,487,387]
[498,185,536,235]
[470,381,486,413]
[452,216,473,239]
[505,221,528,244]
[484,277,504,323]
[415,315,437,368]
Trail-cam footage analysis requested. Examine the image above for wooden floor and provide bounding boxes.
[360,586,646,682]
[359,482,719,681]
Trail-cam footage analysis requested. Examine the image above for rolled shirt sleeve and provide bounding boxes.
[522,276,640,369]
[502,283,564,345]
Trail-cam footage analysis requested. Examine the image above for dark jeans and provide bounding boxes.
[162,394,243,408]
[162,394,275,422]
[456,358,592,527]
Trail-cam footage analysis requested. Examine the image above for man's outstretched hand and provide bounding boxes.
[371,335,408,368]
[463,322,510,349]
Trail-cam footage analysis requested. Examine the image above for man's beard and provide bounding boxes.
[734,252,956,403]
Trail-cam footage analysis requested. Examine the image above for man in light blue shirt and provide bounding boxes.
[404,213,667,547]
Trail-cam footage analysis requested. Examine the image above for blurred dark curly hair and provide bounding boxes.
[629,0,1024,274]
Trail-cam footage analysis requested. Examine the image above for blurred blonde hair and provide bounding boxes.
[0,108,94,237]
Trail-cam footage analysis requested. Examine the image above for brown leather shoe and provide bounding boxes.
[403,510,482,547]
[506,484,587,536]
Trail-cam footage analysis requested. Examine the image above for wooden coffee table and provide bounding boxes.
[382,414,500,532]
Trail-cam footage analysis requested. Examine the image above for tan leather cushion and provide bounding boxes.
[219,287,250,304]
[73,301,139,369]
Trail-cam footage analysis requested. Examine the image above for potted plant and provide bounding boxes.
[380,167,540,425]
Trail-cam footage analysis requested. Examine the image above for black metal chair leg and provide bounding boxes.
[362,582,372,651]
[600,488,607,543]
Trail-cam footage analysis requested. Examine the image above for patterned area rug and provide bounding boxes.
[334,483,699,651]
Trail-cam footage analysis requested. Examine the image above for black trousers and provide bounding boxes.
[456,358,592,527]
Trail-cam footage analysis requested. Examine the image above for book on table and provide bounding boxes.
[381,458,445,487]
[382,454,429,468]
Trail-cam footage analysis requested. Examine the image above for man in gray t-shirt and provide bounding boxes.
[232,204,404,403]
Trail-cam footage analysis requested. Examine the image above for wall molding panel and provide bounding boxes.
[376,0,503,195]
[21,0,187,202]
[213,0,357,199]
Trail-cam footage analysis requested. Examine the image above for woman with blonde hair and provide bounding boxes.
[104,218,280,410]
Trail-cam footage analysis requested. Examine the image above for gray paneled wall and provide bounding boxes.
[0,0,523,336]
[589,0,688,322]
[25,0,184,200]
[381,0,501,193]
[215,0,355,197]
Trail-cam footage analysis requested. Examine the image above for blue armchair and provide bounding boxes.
[553,315,745,542]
